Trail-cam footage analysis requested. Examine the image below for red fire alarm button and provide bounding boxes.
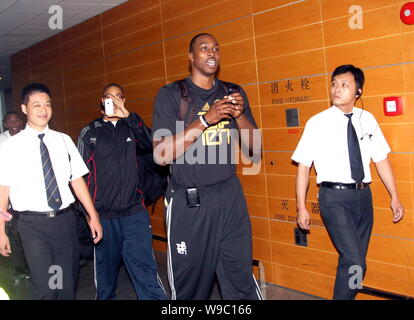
[383,97,403,116]
[401,2,414,25]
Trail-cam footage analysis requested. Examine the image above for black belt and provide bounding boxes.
[16,204,75,218]
[320,182,371,190]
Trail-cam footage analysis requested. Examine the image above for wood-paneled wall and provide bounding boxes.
[11,0,414,299]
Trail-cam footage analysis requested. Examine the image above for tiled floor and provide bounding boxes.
[0,251,322,300]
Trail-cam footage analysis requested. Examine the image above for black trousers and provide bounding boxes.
[318,186,373,300]
[165,176,262,300]
[6,214,29,276]
[17,210,80,300]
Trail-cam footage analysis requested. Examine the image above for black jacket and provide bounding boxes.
[77,113,152,218]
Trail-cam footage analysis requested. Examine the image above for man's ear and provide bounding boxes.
[21,104,27,115]
[188,52,194,63]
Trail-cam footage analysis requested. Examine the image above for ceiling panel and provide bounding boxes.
[0,0,128,90]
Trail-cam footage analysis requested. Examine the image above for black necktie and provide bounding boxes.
[38,134,62,211]
[345,114,365,183]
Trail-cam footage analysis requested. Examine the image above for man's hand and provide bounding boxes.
[297,207,311,230]
[88,217,103,244]
[225,92,245,120]
[391,197,404,223]
[204,98,235,125]
[0,233,11,257]
[107,94,129,119]
[0,210,12,222]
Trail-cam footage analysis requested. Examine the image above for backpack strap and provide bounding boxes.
[220,80,241,95]
[176,79,195,128]
[176,79,240,128]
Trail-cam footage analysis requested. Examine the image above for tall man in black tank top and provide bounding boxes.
[152,33,263,300]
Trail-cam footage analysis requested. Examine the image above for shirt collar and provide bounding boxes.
[332,105,361,117]
[103,118,118,127]
[24,124,50,137]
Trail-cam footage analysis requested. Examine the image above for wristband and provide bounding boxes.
[199,115,209,128]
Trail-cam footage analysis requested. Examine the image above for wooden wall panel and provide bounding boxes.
[272,242,337,276]
[10,0,414,300]
[367,236,414,267]
[239,173,267,196]
[64,74,107,97]
[261,101,327,129]
[102,6,160,43]
[28,35,59,58]
[381,124,414,153]
[163,17,253,58]
[106,60,165,86]
[325,36,403,70]
[60,30,102,58]
[63,60,105,85]
[30,47,60,68]
[219,62,257,85]
[370,180,413,210]
[263,128,303,151]
[105,41,164,71]
[103,25,163,58]
[364,260,414,296]
[246,194,268,218]
[60,16,100,44]
[161,0,222,22]
[373,208,414,239]
[253,0,321,36]
[253,237,272,262]
[61,45,104,71]
[323,6,400,47]
[251,216,270,240]
[162,0,251,39]
[65,91,101,110]
[101,0,158,28]
[272,263,334,299]
[258,50,326,83]
[320,0,395,20]
[255,23,324,60]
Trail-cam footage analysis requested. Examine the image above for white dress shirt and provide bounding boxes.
[0,125,89,211]
[291,106,391,184]
[0,130,11,151]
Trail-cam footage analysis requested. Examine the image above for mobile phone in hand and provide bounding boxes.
[228,86,239,95]
[227,86,239,104]
[104,98,114,115]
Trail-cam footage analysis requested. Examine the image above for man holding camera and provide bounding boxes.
[78,83,167,300]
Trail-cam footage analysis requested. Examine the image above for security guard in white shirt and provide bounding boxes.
[292,65,404,300]
[0,83,103,299]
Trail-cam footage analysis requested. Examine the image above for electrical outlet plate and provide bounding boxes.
[294,227,308,247]
[285,108,299,127]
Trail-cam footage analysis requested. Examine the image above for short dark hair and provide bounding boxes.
[331,65,365,92]
[189,33,215,53]
[102,83,125,95]
[3,111,19,121]
[21,83,51,105]
[3,111,20,125]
